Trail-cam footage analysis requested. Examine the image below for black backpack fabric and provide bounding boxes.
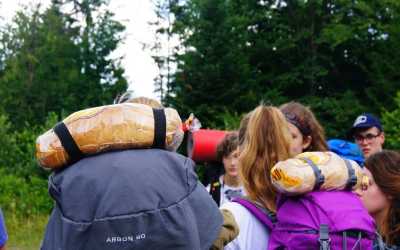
[41,149,223,250]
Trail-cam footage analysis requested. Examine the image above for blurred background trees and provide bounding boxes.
[155,0,400,139]
[0,0,127,130]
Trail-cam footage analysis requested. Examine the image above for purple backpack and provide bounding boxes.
[234,191,376,250]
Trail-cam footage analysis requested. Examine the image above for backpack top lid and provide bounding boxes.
[328,139,364,165]
[275,191,375,235]
[42,149,223,250]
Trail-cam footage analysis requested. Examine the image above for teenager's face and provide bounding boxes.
[223,148,240,178]
[288,123,311,156]
[355,168,390,216]
[354,127,384,158]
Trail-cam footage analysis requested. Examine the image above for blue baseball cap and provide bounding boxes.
[350,113,383,136]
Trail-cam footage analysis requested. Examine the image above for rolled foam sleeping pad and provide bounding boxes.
[271,151,366,195]
[36,103,184,169]
[187,129,227,163]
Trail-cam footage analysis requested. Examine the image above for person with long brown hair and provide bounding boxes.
[280,101,328,155]
[222,105,292,250]
[356,150,400,248]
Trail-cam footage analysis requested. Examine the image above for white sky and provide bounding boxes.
[0,0,160,100]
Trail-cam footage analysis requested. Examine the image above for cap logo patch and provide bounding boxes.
[353,115,367,126]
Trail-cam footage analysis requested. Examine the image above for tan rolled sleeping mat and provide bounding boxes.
[271,151,366,195]
[36,103,184,169]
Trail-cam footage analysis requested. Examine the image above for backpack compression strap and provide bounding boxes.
[152,108,166,149]
[232,197,275,230]
[54,122,84,165]
[343,159,357,189]
[300,157,325,190]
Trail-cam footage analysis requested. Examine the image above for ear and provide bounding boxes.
[302,135,312,150]
[380,132,385,144]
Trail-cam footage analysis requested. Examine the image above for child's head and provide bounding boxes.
[280,101,328,155]
[216,132,239,178]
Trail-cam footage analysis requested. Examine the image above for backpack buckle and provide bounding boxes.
[319,224,331,250]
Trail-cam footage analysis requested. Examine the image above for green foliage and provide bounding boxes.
[382,92,400,149]
[0,0,127,130]
[0,169,52,217]
[0,1,130,222]
[301,91,366,139]
[0,115,52,218]
[5,213,48,250]
[0,111,54,178]
[159,0,400,138]
[212,109,242,131]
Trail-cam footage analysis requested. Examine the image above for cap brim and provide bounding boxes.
[348,124,375,138]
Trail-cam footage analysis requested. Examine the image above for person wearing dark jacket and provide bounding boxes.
[40,95,225,250]
[41,149,224,250]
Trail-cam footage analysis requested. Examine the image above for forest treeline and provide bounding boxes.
[1,0,400,216]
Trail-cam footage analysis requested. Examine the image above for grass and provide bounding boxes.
[3,212,49,250]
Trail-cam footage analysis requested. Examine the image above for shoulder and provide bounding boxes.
[221,201,251,218]
[221,202,268,230]
[222,202,269,250]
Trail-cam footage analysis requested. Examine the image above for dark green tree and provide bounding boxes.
[151,0,172,103]
[0,0,127,129]
[161,0,400,136]
[164,0,262,128]
[382,91,400,149]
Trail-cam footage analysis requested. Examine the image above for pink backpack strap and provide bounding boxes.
[232,197,275,230]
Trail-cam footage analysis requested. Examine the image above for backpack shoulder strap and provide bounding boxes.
[209,180,221,206]
[232,197,275,230]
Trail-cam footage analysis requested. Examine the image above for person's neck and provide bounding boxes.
[374,207,390,237]
[223,174,240,187]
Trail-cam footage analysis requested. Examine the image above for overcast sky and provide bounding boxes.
[0,0,159,99]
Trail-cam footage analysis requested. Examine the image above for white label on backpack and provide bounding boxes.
[105,233,146,244]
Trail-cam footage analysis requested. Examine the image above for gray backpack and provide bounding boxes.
[41,149,222,250]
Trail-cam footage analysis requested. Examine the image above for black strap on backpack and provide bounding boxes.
[54,122,84,165]
[319,224,331,250]
[209,180,221,206]
[301,157,325,190]
[343,159,357,190]
[152,108,166,149]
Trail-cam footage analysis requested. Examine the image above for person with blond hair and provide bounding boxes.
[222,105,292,250]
